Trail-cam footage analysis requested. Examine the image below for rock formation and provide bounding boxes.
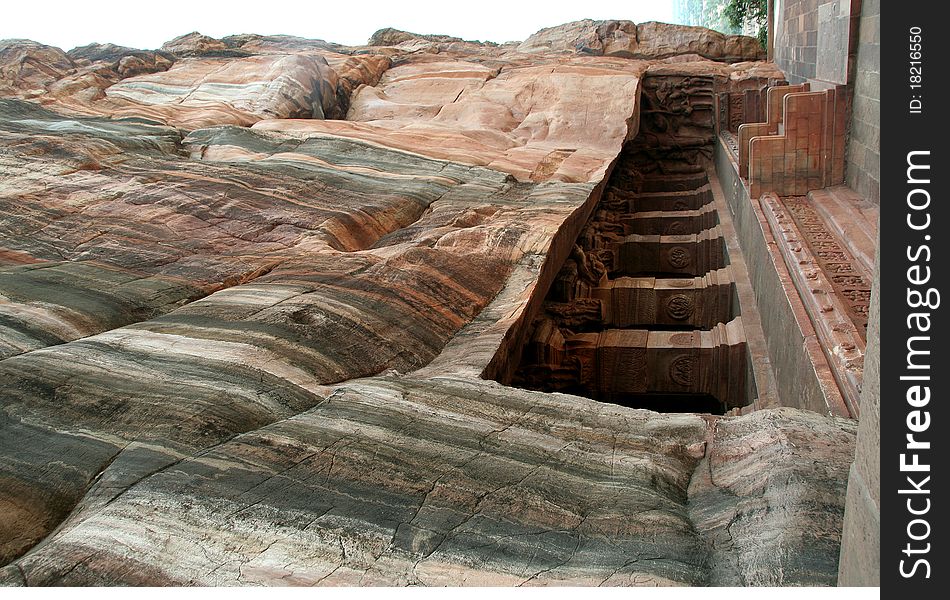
[0,20,856,586]
[517,20,765,63]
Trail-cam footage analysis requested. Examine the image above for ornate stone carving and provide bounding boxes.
[668,279,693,288]
[665,220,686,235]
[669,332,694,346]
[510,72,760,411]
[728,92,744,132]
[666,294,694,321]
[668,246,691,268]
[670,354,695,386]
[782,196,872,334]
[718,92,730,132]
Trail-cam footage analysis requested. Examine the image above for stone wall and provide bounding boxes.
[715,139,845,415]
[744,86,848,198]
[773,0,821,83]
[837,0,880,583]
[838,234,880,585]
[773,0,878,203]
[773,0,861,87]
[845,0,880,204]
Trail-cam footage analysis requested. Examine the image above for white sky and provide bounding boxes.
[3,0,676,51]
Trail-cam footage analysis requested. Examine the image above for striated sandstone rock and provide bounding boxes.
[0,25,773,133]
[0,40,175,105]
[516,19,641,56]
[0,97,600,563]
[0,375,854,586]
[517,20,765,62]
[0,39,75,98]
[67,43,175,77]
[102,53,342,125]
[0,97,570,360]
[160,31,236,57]
[0,36,390,128]
[0,19,847,587]
[257,55,649,183]
[220,34,343,55]
[367,28,483,48]
[252,50,779,183]
[634,22,763,62]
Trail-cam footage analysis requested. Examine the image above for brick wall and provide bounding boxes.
[773,0,821,83]
[845,0,880,204]
[774,0,861,87]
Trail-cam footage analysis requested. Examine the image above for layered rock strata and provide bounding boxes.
[516,20,765,62]
[0,376,854,586]
[0,22,856,586]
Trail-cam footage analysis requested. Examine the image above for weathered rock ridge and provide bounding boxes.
[517,20,765,62]
[0,20,852,586]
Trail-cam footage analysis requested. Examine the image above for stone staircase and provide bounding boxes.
[513,168,750,414]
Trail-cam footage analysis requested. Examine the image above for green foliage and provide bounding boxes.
[672,0,742,34]
[672,0,769,47]
[723,0,767,29]
[724,0,768,50]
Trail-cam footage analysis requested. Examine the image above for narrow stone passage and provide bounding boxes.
[511,149,750,414]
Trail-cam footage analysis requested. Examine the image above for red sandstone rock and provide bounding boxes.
[518,20,765,62]
[160,31,231,56]
[0,39,75,98]
[0,20,846,588]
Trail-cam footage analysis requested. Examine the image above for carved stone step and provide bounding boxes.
[640,172,709,192]
[631,184,713,212]
[807,186,878,281]
[612,226,727,277]
[760,193,866,416]
[621,205,719,235]
[517,318,748,408]
[592,268,735,329]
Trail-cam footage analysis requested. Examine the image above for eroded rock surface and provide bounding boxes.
[0,375,853,586]
[0,22,853,586]
[517,20,765,62]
